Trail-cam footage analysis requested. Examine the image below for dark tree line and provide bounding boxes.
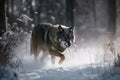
[6,0,72,26]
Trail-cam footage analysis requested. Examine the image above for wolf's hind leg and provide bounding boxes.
[49,51,65,64]
[40,52,48,62]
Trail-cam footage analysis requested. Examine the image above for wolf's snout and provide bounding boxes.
[65,42,71,47]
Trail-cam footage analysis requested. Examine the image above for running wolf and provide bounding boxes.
[30,23,75,64]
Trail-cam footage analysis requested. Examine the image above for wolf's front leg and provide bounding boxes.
[58,54,65,64]
[49,50,65,64]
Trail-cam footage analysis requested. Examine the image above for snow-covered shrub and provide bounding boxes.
[104,36,120,67]
[0,14,33,80]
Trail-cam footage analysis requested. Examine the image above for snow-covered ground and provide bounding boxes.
[19,65,103,80]
[15,39,120,80]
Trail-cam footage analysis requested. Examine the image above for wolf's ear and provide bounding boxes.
[70,26,74,32]
[58,25,63,32]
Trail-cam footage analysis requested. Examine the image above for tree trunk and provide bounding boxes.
[0,0,6,37]
[107,0,116,40]
[0,0,7,66]
[87,0,96,28]
[66,0,76,26]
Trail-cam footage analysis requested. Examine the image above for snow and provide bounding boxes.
[20,67,96,80]
[10,37,103,80]
[19,63,120,80]
[17,14,33,25]
[15,38,120,80]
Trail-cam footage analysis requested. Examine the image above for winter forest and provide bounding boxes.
[0,0,120,80]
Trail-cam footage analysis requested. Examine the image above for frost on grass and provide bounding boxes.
[104,36,120,67]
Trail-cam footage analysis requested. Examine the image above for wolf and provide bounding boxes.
[30,23,75,64]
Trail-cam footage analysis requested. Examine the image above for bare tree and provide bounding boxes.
[105,0,117,67]
[66,0,77,26]
[87,0,96,27]
[0,0,6,37]
[107,0,116,40]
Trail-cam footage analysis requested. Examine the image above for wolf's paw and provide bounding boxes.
[59,60,64,65]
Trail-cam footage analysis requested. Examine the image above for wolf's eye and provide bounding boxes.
[58,25,64,33]
[58,39,62,42]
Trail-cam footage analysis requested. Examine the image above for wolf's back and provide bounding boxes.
[30,23,52,57]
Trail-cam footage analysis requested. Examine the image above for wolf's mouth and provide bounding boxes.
[58,39,71,47]
[62,41,71,47]
[64,42,70,47]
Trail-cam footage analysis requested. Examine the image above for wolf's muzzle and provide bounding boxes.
[65,41,71,47]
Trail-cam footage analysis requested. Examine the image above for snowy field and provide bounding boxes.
[14,39,120,80]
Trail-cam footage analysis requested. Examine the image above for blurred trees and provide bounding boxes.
[87,0,96,27]
[6,0,67,25]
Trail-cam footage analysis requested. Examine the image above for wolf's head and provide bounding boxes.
[57,25,75,48]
